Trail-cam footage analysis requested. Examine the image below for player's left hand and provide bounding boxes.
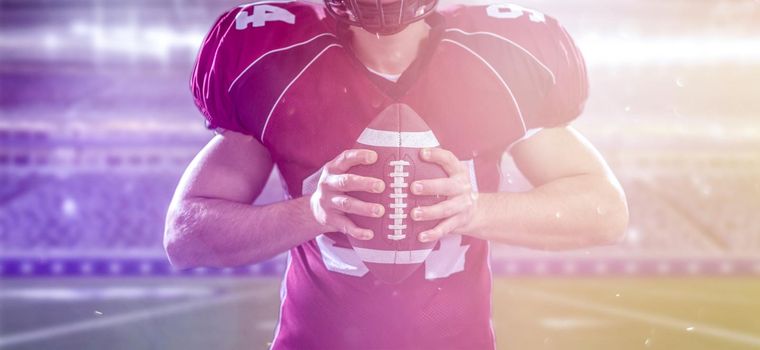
[411,147,479,242]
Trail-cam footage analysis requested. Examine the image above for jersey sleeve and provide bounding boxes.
[190,10,248,135]
[190,2,330,140]
[447,4,589,131]
[529,17,588,130]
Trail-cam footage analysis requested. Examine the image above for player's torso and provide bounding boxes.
[219,2,558,348]
[227,2,553,197]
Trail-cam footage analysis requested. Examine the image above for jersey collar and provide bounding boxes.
[336,12,446,100]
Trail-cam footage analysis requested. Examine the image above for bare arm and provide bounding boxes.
[163,131,320,268]
[410,126,629,250]
[478,126,629,249]
[164,130,385,269]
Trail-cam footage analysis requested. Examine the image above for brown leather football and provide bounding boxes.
[346,103,447,284]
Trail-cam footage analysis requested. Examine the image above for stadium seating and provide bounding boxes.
[1,144,759,277]
[2,0,759,277]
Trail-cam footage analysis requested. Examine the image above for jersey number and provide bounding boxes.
[236,4,295,30]
[317,233,470,280]
[486,4,545,23]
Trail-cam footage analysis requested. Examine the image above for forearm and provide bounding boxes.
[467,174,628,250]
[164,196,325,268]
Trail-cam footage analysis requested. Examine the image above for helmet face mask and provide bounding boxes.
[325,0,438,36]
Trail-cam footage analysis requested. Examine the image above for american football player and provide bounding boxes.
[165,0,629,348]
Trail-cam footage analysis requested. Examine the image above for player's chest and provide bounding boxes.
[259,44,524,171]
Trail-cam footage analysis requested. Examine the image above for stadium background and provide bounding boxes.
[1,0,759,349]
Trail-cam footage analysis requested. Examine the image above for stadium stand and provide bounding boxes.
[2,0,759,278]
[1,132,759,278]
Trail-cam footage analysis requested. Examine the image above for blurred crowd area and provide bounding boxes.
[1,0,759,276]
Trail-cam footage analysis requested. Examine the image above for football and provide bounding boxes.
[346,103,447,284]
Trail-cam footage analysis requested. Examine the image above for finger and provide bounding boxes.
[418,216,459,242]
[323,173,385,193]
[411,194,470,222]
[330,195,385,218]
[329,214,374,240]
[327,149,378,173]
[411,177,470,196]
[420,148,464,176]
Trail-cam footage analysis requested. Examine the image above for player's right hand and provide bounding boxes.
[310,149,386,240]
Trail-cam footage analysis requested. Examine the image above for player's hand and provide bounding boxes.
[411,148,478,242]
[310,149,386,241]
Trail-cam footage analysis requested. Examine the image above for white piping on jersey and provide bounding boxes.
[270,251,293,349]
[485,240,496,346]
[364,65,402,82]
[445,28,556,85]
[353,247,433,264]
[238,0,297,8]
[441,38,527,134]
[506,127,543,153]
[356,128,440,148]
[260,43,343,142]
[228,33,338,93]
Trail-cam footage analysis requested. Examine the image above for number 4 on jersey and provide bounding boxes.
[236,4,296,29]
[486,3,545,23]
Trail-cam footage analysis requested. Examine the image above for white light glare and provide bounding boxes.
[578,35,760,66]
[67,22,205,61]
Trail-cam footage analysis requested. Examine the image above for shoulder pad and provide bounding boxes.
[440,3,588,129]
[191,1,337,136]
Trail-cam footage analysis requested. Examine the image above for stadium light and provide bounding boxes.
[577,35,760,66]
[66,21,205,62]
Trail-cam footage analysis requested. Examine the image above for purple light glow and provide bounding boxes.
[1,0,759,278]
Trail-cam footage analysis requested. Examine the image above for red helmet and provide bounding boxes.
[324,0,439,35]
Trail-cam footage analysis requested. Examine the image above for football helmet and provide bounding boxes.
[324,0,438,35]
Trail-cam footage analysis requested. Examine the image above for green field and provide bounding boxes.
[1,277,759,349]
[492,278,760,350]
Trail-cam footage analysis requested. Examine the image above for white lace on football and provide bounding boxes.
[387,159,411,240]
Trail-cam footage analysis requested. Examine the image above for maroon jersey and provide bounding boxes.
[191,1,587,349]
